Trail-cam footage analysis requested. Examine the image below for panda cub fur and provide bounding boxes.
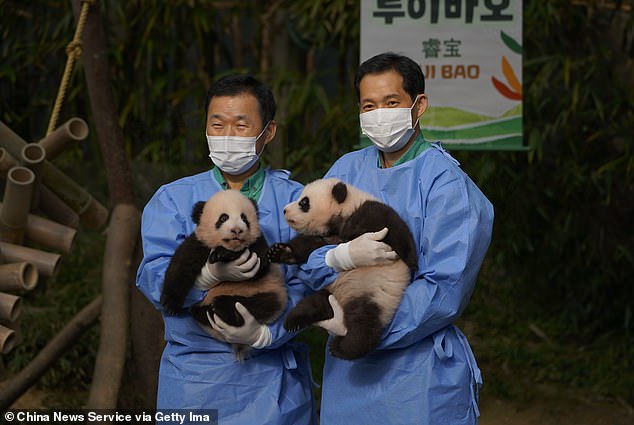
[268,178,417,360]
[160,189,287,359]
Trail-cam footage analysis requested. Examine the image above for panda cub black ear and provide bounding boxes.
[332,181,348,204]
[191,201,207,225]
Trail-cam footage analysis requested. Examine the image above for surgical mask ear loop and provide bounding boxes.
[254,121,271,156]
[411,94,429,130]
[409,95,421,130]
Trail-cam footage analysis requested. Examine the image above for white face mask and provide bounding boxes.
[206,122,269,175]
[359,97,420,153]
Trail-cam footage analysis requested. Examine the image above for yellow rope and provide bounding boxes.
[46,0,96,136]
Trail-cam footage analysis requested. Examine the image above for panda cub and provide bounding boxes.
[160,189,287,358]
[268,178,417,360]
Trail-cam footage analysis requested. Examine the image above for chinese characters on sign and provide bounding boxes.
[361,0,524,150]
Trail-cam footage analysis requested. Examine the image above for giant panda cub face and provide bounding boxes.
[284,178,375,236]
[195,190,260,251]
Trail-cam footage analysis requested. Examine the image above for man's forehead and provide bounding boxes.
[208,93,259,118]
[209,112,249,121]
[359,71,406,99]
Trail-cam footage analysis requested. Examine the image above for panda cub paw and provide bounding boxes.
[283,310,313,332]
[208,247,243,264]
[160,294,183,316]
[267,243,298,264]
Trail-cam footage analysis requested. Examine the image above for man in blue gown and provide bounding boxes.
[301,52,494,424]
[136,75,316,424]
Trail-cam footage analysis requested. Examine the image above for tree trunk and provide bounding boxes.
[70,0,162,409]
[71,1,134,206]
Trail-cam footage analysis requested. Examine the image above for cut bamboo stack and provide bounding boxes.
[0,118,108,354]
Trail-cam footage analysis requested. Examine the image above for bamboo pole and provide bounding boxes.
[0,148,80,228]
[0,202,77,254]
[20,143,45,211]
[0,121,109,230]
[0,148,19,177]
[0,167,35,245]
[38,186,81,229]
[0,263,38,292]
[0,243,60,278]
[0,293,21,323]
[38,117,89,161]
[25,211,77,255]
[40,166,109,229]
[0,296,102,409]
[20,144,45,173]
[0,325,15,355]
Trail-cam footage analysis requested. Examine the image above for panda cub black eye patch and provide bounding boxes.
[240,213,250,228]
[299,197,310,212]
[215,213,229,229]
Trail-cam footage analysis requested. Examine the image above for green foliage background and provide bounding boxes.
[0,0,632,407]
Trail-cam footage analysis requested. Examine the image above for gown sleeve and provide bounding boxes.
[377,170,494,350]
[292,245,338,291]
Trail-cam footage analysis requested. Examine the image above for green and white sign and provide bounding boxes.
[361,0,524,150]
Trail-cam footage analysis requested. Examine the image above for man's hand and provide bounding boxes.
[195,250,260,290]
[325,228,399,271]
[316,295,348,336]
[208,302,272,348]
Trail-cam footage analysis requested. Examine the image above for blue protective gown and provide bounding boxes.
[136,168,316,425]
[300,143,494,425]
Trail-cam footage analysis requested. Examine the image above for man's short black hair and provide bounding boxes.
[205,74,276,127]
[355,52,425,102]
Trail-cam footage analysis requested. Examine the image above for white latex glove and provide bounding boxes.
[316,295,348,336]
[194,249,260,290]
[207,302,272,348]
[325,228,398,271]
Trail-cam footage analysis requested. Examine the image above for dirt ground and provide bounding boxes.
[8,384,634,424]
[479,389,633,425]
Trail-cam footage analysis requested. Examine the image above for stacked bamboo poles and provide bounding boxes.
[0,254,37,354]
[0,118,100,355]
[0,119,108,229]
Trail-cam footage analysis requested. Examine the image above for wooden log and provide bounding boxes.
[0,296,102,409]
[0,167,35,244]
[0,243,60,278]
[0,120,109,230]
[0,262,38,292]
[0,293,21,323]
[38,117,88,161]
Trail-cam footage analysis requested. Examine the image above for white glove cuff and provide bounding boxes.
[325,242,356,272]
[194,263,220,290]
[250,325,272,348]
